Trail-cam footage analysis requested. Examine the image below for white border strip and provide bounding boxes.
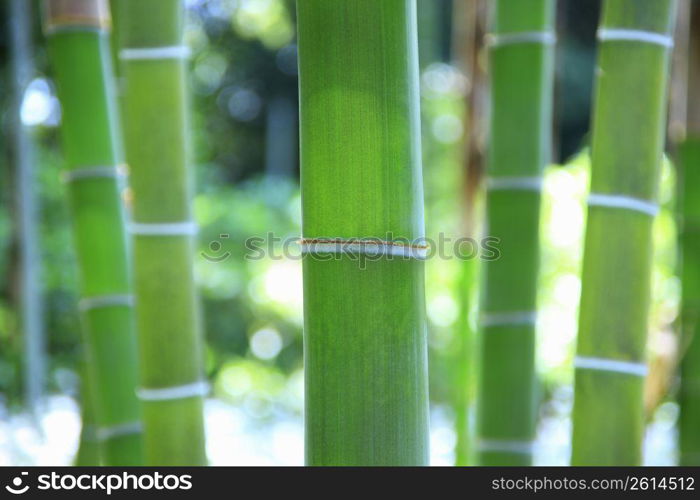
[96,421,143,442]
[476,439,535,455]
[120,45,191,61]
[129,221,198,236]
[481,310,537,328]
[300,241,428,260]
[598,28,673,48]
[575,356,648,377]
[587,193,659,217]
[79,294,134,312]
[487,176,543,192]
[486,31,556,48]
[137,380,209,401]
[62,166,120,183]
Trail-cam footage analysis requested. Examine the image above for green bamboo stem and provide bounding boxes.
[451,0,487,466]
[297,0,430,466]
[117,0,207,465]
[476,0,555,466]
[45,0,142,466]
[75,366,101,466]
[678,2,700,464]
[678,138,700,465]
[453,259,477,466]
[571,0,677,466]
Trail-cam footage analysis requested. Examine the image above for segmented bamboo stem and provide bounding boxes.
[476,0,555,466]
[45,0,142,465]
[571,0,677,466]
[117,0,207,465]
[297,0,430,466]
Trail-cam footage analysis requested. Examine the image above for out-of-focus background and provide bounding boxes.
[0,0,679,465]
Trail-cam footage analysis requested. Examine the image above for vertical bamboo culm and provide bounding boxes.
[10,0,46,415]
[297,0,430,465]
[476,0,555,466]
[678,141,700,466]
[44,0,142,465]
[451,0,487,466]
[678,0,700,467]
[571,0,677,465]
[74,366,101,465]
[117,0,207,465]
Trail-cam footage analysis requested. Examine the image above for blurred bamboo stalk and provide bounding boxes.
[8,0,46,415]
[677,0,700,467]
[117,0,207,465]
[297,0,430,465]
[476,0,555,466]
[74,366,101,466]
[571,0,677,465]
[44,0,143,465]
[451,0,488,467]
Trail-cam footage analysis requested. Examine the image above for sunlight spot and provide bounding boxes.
[250,328,283,360]
[428,293,458,327]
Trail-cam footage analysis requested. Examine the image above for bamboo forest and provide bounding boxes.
[1,0,700,469]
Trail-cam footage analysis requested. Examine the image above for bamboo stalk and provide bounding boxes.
[74,366,101,466]
[476,0,555,466]
[9,0,46,416]
[678,139,700,466]
[297,0,430,466]
[571,0,677,466]
[44,0,142,465]
[451,0,488,466]
[678,0,700,467]
[117,0,207,465]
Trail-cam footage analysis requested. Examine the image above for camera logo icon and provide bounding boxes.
[202,233,231,262]
[5,472,29,495]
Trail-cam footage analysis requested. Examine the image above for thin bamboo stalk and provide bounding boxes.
[9,0,46,415]
[117,0,207,465]
[571,0,677,466]
[452,260,478,466]
[678,0,700,467]
[451,0,488,466]
[44,0,142,465]
[297,0,430,466]
[476,0,555,466]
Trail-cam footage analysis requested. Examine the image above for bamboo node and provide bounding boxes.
[485,31,556,49]
[476,439,535,455]
[587,193,659,217]
[299,238,429,260]
[61,165,123,183]
[481,310,537,328]
[80,424,100,443]
[598,28,674,48]
[79,294,134,312]
[575,356,648,377]
[128,221,199,237]
[137,381,210,401]
[96,421,142,442]
[119,46,192,61]
[486,176,543,192]
[44,0,111,34]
